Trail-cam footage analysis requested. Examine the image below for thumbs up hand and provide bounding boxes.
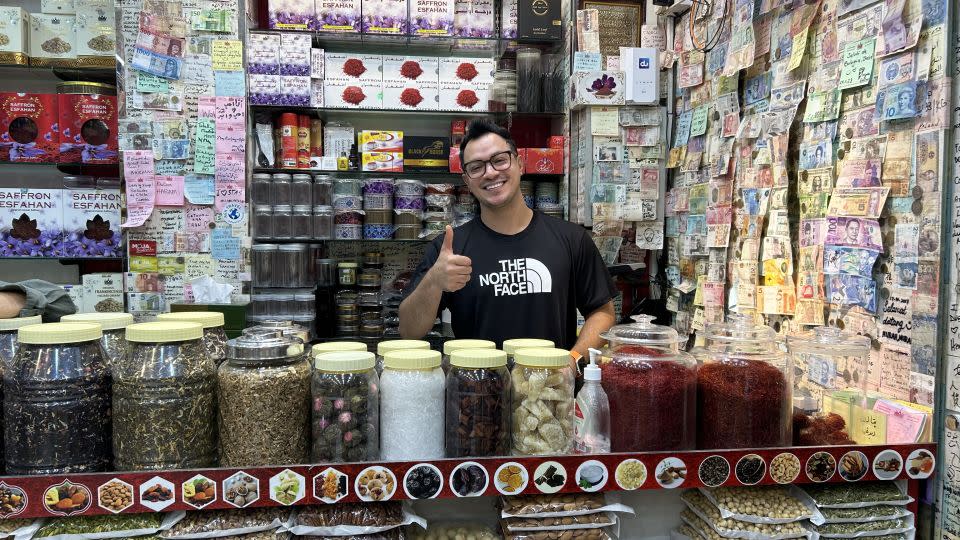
[429,225,473,292]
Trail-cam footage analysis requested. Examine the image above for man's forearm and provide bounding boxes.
[398,275,443,339]
[571,301,616,358]
[0,291,26,319]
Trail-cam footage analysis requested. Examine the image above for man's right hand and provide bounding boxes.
[428,225,472,292]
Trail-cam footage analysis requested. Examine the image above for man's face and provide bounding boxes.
[462,133,523,210]
[846,221,860,240]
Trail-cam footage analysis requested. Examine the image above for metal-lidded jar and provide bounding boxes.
[219,331,311,466]
[61,312,135,368]
[252,173,272,204]
[245,319,312,348]
[511,348,574,456]
[502,338,554,370]
[442,339,496,373]
[6,322,111,474]
[115,321,216,470]
[0,315,41,369]
[312,351,380,462]
[157,311,228,366]
[254,205,273,239]
[445,349,510,458]
[292,204,313,239]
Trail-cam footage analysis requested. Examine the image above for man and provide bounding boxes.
[399,120,617,360]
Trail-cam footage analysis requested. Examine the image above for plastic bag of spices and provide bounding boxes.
[499,494,635,519]
[1,519,41,540]
[679,500,812,540]
[806,516,914,538]
[405,523,497,540]
[503,513,618,532]
[501,529,615,540]
[34,513,185,540]
[219,534,291,540]
[281,503,425,537]
[295,531,406,540]
[802,483,913,509]
[820,507,912,524]
[161,509,290,539]
[697,487,823,525]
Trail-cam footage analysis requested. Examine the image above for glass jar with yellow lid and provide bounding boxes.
[445,349,510,457]
[502,338,555,370]
[157,311,228,366]
[312,350,379,463]
[442,339,496,373]
[511,347,574,456]
[381,349,444,460]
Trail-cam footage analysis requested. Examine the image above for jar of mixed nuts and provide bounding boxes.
[502,338,554,371]
[375,339,430,374]
[157,311,228,366]
[114,321,217,470]
[0,315,41,369]
[219,331,311,466]
[442,339,496,374]
[6,322,111,474]
[511,348,574,456]
[61,312,134,368]
[445,349,510,457]
[381,349,445,460]
[312,351,380,462]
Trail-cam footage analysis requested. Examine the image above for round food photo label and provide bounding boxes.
[576,460,608,492]
[494,462,529,495]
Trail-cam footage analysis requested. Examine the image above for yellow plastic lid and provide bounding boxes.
[377,339,430,355]
[19,322,101,344]
[514,347,571,368]
[312,341,368,356]
[0,315,42,331]
[126,321,203,343]
[315,351,376,372]
[383,349,441,370]
[443,339,496,355]
[61,312,134,331]
[157,311,225,329]
[450,348,507,369]
[503,338,555,355]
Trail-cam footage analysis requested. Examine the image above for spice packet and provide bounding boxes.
[680,504,812,540]
[697,487,824,525]
[503,529,615,540]
[806,516,914,538]
[35,513,184,540]
[802,483,914,509]
[280,502,425,537]
[161,509,289,539]
[406,523,498,540]
[500,494,635,519]
[820,507,912,524]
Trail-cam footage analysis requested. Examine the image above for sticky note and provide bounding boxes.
[194,118,216,175]
[211,40,243,71]
[155,175,185,206]
[211,228,240,260]
[590,107,619,137]
[854,407,887,445]
[138,73,170,93]
[215,71,246,96]
[184,174,215,205]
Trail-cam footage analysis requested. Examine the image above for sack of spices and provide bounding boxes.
[0,519,41,540]
[282,503,426,537]
[500,494,634,519]
[406,523,497,540]
[820,507,912,524]
[35,513,184,540]
[805,516,914,538]
[161,509,290,539]
[697,487,823,525]
[802,483,913,509]
[503,513,617,532]
[680,494,811,540]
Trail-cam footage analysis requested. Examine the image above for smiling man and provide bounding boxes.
[399,120,617,360]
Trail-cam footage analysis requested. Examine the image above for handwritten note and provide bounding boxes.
[215,125,246,154]
[155,175,185,206]
[854,407,888,444]
[184,174,215,204]
[874,399,925,443]
[215,71,245,97]
[839,37,876,89]
[590,107,619,137]
[690,106,709,137]
[573,52,602,71]
[185,203,215,231]
[211,227,240,260]
[194,118,216,174]
[121,150,156,228]
[215,154,245,210]
[215,96,246,125]
[211,40,243,71]
[138,73,170,93]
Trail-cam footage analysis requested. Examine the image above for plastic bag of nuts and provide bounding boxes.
[698,487,823,524]
[503,513,617,531]
[36,513,185,540]
[283,503,426,537]
[501,529,614,540]
[500,495,634,519]
[680,494,811,540]
[406,523,497,540]
[161,509,290,539]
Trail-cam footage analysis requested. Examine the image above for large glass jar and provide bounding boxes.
[114,321,217,470]
[219,332,311,466]
[312,351,380,462]
[694,317,792,450]
[375,339,430,374]
[253,205,273,239]
[445,349,510,457]
[442,339,495,373]
[788,326,869,446]
[246,320,311,348]
[599,315,696,452]
[273,205,293,238]
[277,244,310,287]
[511,348,574,456]
[381,349,444,460]
[292,174,314,206]
[502,338,554,370]
[157,311,228,366]
[0,315,41,369]
[5,322,111,474]
[61,312,134,368]
[312,341,368,358]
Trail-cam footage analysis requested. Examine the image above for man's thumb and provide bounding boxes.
[441,225,454,253]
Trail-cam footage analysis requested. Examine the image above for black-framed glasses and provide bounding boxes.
[463,150,515,179]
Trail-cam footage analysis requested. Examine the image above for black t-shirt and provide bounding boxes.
[402,212,618,349]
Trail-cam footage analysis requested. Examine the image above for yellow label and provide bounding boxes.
[130,255,159,273]
[211,40,243,71]
[854,407,887,445]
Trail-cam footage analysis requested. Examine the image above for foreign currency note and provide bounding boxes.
[823,246,879,277]
[827,187,890,218]
[824,216,883,251]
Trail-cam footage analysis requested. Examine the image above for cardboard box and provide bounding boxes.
[280,76,311,107]
[571,71,625,107]
[362,152,403,172]
[82,272,124,312]
[325,53,383,82]
[383,55,439,82]
[359,130,403,152]
[280,32,311,76]
[247,32,280,75]
[500,0,517,38]
[439,57,495,83]
[75,0,114,60]
[324,123,355,158]
[548,136,564,149]
[311,79,325,107]
[62,187,121,257]
[383,79,439,110]
[0,8,30,65]
[268,0,312,30]
[520,147,563,174]
[0,188,63,257]
[58,93,118,164]
[517,0,561,41]
[438,81,489,111]
[362,0,408,34]
[324,80,383,109]
[404,136,450,171]
[0,93,58,162]
[41,0,75,15]
[409,0,455,36]
[61,283,84,311]
[620,47,659,104]
[29,13,76,63]
[248,74,281,105]
[448,147,462,173]
[453,0,495,38]
[311,48,325,78]
[315,0,361,32]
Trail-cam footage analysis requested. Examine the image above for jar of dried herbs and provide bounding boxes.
[381,349,445,460]
[157,312,228,366]
[445,348,510,457]
[5,322,111,474]
[219,331,311,467]
[312,351,379,462]
[0,315,41,369]
[442,339,495,374]
[61,312,134,368]
[511,348,574,456]
[114,321,217,470]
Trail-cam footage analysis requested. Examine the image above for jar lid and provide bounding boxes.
[314,205,333,211]
[274,204,293,211]
[157,311,225,329]
[19,322,101,344]
[443,339,496,355]
[0,314,42,331]
[315,350,376,372]
[787,326,871,355]
[377,339,430,355]
[292,174,312,181]
[502,338,555,355]
[279,243,308,251]
[293,204,313,211]
[227,331,304,362]
[339,262,359,269]
[514,347,570,368]
[244,320,311,345]
[61,312,134,331]
[252,243,279,250]
[383,349,441,370]
[451,348,507,368]
[600,314,683,346]
[127,321,203,343]
[313,341,368,355]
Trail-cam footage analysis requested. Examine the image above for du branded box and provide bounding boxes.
[620,47,659,104]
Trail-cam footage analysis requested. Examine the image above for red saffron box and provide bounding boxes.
[520,147,564,175]
[0,93,58,163]
[58,93,119,164]
[448,147,462,173]
[548,136,565,149]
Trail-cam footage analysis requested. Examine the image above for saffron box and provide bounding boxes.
[58,92,118,164]
[0,92,58,163]
[519,148,564,175]
[0,187,63,257]
[325,52,383,82]
[383,79,439,110]
[62,186,122,257]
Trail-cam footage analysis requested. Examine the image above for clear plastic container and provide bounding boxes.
[376,339,430,374]
[694,316,793,450]
[313,205,334,240]
[511,348,574,456]
[272,173,293,205]
[273,205,293,238]
[114,321,217,470]
[5,322,111,474]
[788,326,869,446]
[292,204,313,239]
[381,349,444,460]
[252,244,278,288]
[157,311,228,366]
[502,338,554,370]
[252,173,272,204]
[278,244,310,287]
[312,351,380,462]
[0,315,41,369]
[61,312,134,368]
[314,175,333,205]
[445,349,510,457]
[442,339,496,373]
[219,331,311,466]
[292,174,314,206]
[273,292,295,317]
[599,315,696,452]
[253,205,274,239]
[294,292,316,316]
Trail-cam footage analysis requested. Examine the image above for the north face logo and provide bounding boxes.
[478,258,553,296]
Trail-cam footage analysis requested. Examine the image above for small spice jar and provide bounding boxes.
[599,315,697,452]
[312,351,380,462]
[381,349,445,460]
[445,349,510,457]
[376,339,430,374]
[694,317,793,450]
[219,331,311,466]
[0,315,41,369]
[502,338,554,370]
[115,321,217,470]
[442,339,496,373]
[338,262,359,288]
[61,312,134,368]
[157,311,228,366]
[5,322,111,474]
[511,348,574,456]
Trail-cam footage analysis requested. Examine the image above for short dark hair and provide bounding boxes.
[459,119,517,158]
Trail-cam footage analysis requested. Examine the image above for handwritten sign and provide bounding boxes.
[215,154,245,211]
[590,107,619,136]
[138,73,170,93]
[573,52,602,71]
[839,37,876,89]
[874,399,925,443]
[854,407,888,444]
[215,125,246,155]
[211,227,240,260]
[194,118,216,174]
[184,174,215,205]
[689,106,709,137]
[215,96,246,125]
[155,175,185,206]
[121,150,156,228]
[211,40,243,71]
[185,203,215,232]
[215,71,245,97]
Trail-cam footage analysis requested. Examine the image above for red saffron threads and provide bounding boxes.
[400,60,424,80]
[342,86,366,105]
[456,90,479,108]
[601,346,697,452]
[343,58,367,77]
[794,412,856,445]
[399,88,424,107]
[697,358,790,449]
[456,62,479,81]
